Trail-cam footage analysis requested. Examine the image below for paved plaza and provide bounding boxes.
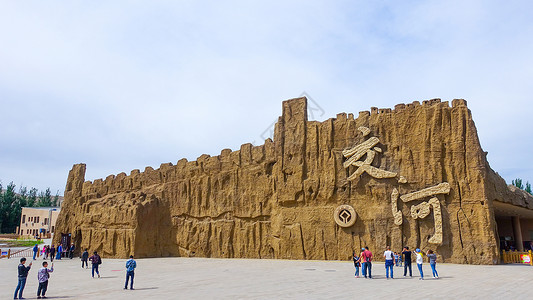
[1,256,531,299]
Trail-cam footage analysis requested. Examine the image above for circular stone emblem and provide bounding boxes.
[334,205,357,227]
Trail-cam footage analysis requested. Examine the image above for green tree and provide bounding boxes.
[0,182,18,233]
[0,182,4,231]
[27,187,38,207]
[53,191,60,207]
[526,182,532,195]
[512,178,524,189]
[37,188,53,207]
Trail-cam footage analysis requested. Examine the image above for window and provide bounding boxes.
[51,226,55,233]
[44,218,48,225]
[29,217,32,222]
[35,216,40,223]
[22,215,26,223]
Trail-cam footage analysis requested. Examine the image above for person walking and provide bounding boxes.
[124,255,137,290]
[33,244,39,260]
[14,257,32,299]
[56,244,62,260]
[352,251,361,278]
[69,243,75,259]
[89,251,102,278]
[426,250,439,279]
[81,249,89,269]
[383,246,395,279]
[49,245,55,262]
[402,247,412,277]
[362,246,373,279]
[37,261,54,299]
[415,248,424,280]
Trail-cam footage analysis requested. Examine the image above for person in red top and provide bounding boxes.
[360,246,373,279]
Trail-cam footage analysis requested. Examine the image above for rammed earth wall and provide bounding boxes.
[54,97,532,264]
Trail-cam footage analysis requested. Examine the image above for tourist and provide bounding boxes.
[362,246,373,279]
[37,261,54,299]
[89,251,102,278]
[56,244,62,260]
[359,248,367,278]
[397,251,403,267]
[124,255,137,290]
[402,247,412,277]
[45,245,50,260]
[415,248,424,280]
[81,249,89,269]
[14,257,32,299]
[352,251,361,278]
[426,250,439,279]
[33,244,39,260]
[393,252,399,267]
[69,243,75,259]
[383,246,395,279]
[49,245,55,262]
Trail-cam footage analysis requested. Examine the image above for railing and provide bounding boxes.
[502,250,533,265]
[0,247,34,259]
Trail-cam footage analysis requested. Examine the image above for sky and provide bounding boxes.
[1,0,532,195]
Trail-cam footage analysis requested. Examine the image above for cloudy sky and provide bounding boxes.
[1,0,532,194]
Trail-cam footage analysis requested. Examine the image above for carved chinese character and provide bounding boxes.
[391,182,450,244]
[343,127,398,181]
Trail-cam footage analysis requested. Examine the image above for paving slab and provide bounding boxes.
[1,257,531,299]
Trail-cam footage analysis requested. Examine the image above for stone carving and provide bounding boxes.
[334,205,357,227]
[342,127,397,181]
[400,183,451,203]
[53,97,522,264]
[391,188,403,226]
[410,198,443,244]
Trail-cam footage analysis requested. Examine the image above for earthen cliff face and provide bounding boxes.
[55,97,522,264]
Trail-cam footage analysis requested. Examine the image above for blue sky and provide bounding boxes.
[1,0,532,194]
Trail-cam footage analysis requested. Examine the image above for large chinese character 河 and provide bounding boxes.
[391,183,450,244]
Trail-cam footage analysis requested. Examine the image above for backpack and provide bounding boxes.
[97,255,102,265]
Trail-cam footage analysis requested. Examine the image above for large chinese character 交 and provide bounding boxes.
[342,127,399,181]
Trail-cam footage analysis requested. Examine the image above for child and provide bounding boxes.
[352,251,361,278]
[398,251,403,267]
[37,261,54,299]
[415,248,424,280]
[393,252,399,267]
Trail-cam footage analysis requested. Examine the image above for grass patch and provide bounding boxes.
[3,238,44,247]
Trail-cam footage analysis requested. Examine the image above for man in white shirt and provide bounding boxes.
[383,246,395,279]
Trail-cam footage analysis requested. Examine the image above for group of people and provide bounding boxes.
[14,246,137,299]
[352,246,440,280]
[14,257,54,299]
[32,243,77,262]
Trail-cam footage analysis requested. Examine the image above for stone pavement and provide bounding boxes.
[1,257,531,299]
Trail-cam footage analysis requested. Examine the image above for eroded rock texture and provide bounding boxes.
[54,97,525,264]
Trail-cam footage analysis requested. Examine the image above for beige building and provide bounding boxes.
[18,207,60,238]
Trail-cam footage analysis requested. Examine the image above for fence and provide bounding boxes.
[502,250,533,265]
[0,247,34,259]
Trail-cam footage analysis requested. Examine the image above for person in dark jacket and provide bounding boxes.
[69,243,75,259]
[81,249,89,268]
[402,246,413,277]
[14,257,32,299]
[89,251,102,278]
[49,245,55,262]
